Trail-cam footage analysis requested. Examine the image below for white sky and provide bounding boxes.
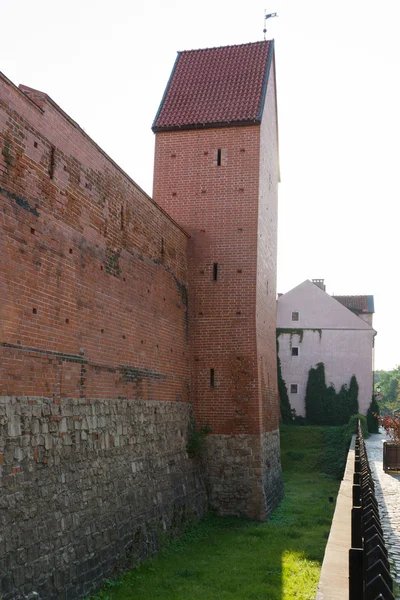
[2,0,398,370]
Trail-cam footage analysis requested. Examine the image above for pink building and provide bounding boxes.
[277,279,376,418]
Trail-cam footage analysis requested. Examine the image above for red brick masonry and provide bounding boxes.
[0,73,190,405]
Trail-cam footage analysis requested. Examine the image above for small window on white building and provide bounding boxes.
[292,311,299,321]
[290,384,298,394]
[291,347,299,357]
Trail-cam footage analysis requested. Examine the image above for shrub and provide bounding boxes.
[277,359,292,423]
[292,415,309,426]
[305,363,359,426]
[334,384,349,425]
[378,415,400,443]
[305,363,327,424]
[367,396,380,433]
[277,340,293,423]
[186,420,212,458]
[325,385,336,425]
[320,425,352,479]
[320,416,367,480]
[348,376,359,420]
[346,413,369,439]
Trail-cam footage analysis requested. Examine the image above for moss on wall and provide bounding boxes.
[276,328,322,349]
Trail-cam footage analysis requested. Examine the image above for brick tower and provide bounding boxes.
[152,41,283,519]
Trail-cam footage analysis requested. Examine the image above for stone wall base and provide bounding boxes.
[261,429,284,517]
[0,396,207,600]
[205,429,283,520]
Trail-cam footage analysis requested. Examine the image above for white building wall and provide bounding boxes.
[277,281,372,331]
[277,280,375,418]
[278,329,374,417]
[358,313,373,326]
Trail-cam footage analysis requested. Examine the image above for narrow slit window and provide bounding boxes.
[49,146,55,179]
[292,311,299,322]
[290,384,298,394]
[217,149,222,166]
[213,263,218,281]
[120,205,124,230]
[210,368,215,387]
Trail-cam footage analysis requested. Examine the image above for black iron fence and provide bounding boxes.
[349,421,395,599]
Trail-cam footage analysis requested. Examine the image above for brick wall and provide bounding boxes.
[256,58,281,433]
[0,73,208,599]
[256,58,284,512]
[152,62,283,517]
[0,73,190,403]
[153,125,262,436]
[0,45,284,594]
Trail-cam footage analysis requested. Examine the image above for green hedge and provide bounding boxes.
[277,339,293,423]
[305,363,359,425]
[346,413,369,439]
[319,415,367,479]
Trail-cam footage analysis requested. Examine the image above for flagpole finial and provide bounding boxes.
[264,10,278,40]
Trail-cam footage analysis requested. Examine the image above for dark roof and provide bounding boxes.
[333,295,375,314]
[152,41,274,132]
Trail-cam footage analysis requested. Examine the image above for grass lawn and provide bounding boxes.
[89,426,345,600]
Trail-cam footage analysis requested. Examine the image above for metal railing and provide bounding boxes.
[349,421,395,599]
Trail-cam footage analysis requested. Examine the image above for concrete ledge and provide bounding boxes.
[316,435,355,600]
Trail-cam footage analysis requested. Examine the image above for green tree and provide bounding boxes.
[305,365,359,426]
[325,385,336,425]
[334,384,349,425]
[277,351,292,423]
[305,362,327,424]
[347,375,359,419]
[367,395,380,433]
[375,367,400,415]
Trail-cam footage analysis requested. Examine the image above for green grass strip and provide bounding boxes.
[88,425,345,600]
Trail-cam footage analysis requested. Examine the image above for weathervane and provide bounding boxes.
[263,10,278,40]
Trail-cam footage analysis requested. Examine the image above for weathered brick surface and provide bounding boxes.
[152,57,282,516]
[0,45,283,596]
[0,396,207,600]
[153,126,262,435]
[0,74,207,599]
[0,72,190,403]
[256,59,281,434]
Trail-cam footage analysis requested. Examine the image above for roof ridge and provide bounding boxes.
[178,40,270,54]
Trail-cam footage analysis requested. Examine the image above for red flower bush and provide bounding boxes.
[378,415,400,443]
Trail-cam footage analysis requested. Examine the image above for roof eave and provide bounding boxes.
[272,48,281,183]
[152,52,181,131]
[367,295,375,313]
[152,118,261,134]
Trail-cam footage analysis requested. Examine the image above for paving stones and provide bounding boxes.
[365,432,400,595]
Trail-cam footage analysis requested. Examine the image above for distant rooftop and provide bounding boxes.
[152,41,274,132]
[333,295,374,314]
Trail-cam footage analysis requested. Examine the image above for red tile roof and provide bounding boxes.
[153,41,273,132]
[333,295,374,314]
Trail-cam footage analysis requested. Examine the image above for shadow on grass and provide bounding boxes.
[88,426,343,600]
